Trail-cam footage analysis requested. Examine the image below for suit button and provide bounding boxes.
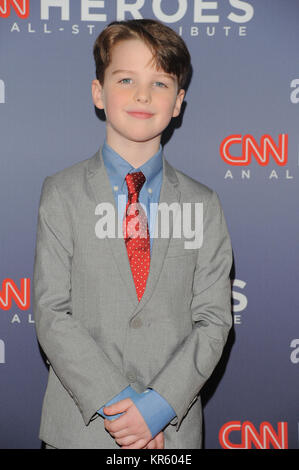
[131,318,142,329]
[127,372,136,382]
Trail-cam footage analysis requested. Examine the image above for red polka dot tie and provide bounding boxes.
[123,172,150,302]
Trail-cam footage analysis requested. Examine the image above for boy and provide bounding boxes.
[33,19,232,449]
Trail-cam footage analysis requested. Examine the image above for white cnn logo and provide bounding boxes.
[0,340,5,364]
[0,80,5,104]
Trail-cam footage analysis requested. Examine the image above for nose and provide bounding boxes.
[134,84,151,104]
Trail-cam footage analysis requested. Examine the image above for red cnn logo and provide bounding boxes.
[219,421,288,449]
[0,278,30,310]
[220,134,288,166]
[0,0,29,19]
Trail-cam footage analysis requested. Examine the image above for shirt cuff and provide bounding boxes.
[97,386,176,437]
[133,388,176,438]
[97,385,140,421]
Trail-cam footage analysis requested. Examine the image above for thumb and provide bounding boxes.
[103,398,133,415]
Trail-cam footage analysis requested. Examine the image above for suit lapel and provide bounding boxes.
[86,147,181,317]
[131,153,181,319]
[87,148,139,308]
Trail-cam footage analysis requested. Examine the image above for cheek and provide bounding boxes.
[104,94,117,112]
[158,94,178,112]
[159,99,178,121]
[104,89,127,113]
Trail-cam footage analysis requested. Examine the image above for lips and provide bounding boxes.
[126,111,154,119]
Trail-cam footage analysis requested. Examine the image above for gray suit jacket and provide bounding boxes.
[33,147,232,449]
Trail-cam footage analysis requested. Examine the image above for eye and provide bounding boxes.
[119,78,132,84]
[154,81,167,88]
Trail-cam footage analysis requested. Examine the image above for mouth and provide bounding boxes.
[126,111,154,119]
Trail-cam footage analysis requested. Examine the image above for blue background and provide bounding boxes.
[0,0,298,449]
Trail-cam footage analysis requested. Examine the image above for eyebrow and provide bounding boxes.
[111,69,175,81]
[111,69,134,76]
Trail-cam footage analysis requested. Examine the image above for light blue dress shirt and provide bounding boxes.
[101,140,163,256]
[97,140,176,438]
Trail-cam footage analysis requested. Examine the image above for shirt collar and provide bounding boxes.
[102,140,163,192]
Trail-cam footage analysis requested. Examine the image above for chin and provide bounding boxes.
[125,131,162,144]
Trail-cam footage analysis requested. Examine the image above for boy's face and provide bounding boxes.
[92,39,185,150]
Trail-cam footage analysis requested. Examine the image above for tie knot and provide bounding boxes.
[125,171,146,197]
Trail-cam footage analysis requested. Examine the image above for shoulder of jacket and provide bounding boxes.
[171,165,215,202]
[41,151,99,197]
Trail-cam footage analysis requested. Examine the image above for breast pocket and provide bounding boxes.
[166,240,198,258]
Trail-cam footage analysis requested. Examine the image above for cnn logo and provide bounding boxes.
[219,421,288,449]
[220,134,288,166]
[0,278,30,310]
[0,0,29,18]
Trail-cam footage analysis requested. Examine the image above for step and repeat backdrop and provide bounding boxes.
[0,0,298,449]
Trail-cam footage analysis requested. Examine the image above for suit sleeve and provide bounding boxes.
[33,176,130,426]
[146,190,233,430]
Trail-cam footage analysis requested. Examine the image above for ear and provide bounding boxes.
[172,89,185,118]
[91,79,105,110]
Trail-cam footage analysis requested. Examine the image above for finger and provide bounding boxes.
[112,427,135,439]
[122,404,152,438]
[157,438,164,449]
[103,398,133,416]
[116,435,141,447]
[144,439,157,449]
[104,415,130,434]
[121,439,148,450]
[154,432,164,449]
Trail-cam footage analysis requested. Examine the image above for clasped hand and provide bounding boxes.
[104,398,164,449]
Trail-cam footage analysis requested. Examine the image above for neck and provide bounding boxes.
[105,133,161,168]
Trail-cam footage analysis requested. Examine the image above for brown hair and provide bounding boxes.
[93,19,191,90]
